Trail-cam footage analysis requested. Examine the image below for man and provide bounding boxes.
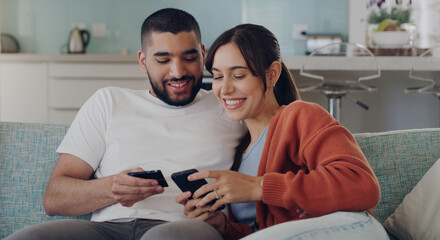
[6,8,244,240]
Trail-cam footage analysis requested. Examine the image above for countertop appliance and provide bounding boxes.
[68,27,90,54]
[0,33,20,53]
[306,34,342,55]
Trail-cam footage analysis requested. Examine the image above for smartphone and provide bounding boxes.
[171,168,224,210]
[128,170,169,187]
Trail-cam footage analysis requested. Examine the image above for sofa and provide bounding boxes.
[0,122,439,239]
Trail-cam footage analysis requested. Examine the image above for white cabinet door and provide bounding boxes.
[0,62,48,123]
[48,62,148,124]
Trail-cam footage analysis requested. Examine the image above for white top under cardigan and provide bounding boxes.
[57,87,245,222]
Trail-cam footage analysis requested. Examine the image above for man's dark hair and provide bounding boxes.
[141,8,201,50]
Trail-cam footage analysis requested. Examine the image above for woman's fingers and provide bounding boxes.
[175,191,192,205]
[185,199,213,219]
[188,170,224,181]
[195,191,217,208]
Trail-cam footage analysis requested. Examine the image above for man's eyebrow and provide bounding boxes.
[153,49,198,57]
[153,51,170,57]
[182,48,198,55]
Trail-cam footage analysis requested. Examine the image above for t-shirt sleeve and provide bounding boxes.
[56,88,111,170]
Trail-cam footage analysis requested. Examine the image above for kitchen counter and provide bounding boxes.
[0,53,138,63]
[1,53,439,71]
[0,53,438,133]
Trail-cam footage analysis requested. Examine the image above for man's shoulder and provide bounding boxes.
[192,89,221,108]
[91,87,146,102]
[194,89,213,101]
[95,86,139,96]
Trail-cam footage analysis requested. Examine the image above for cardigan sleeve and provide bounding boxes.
[220,211,255,240]
[260,101,380,217]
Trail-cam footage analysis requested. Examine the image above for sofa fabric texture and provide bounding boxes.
[0,122,439,239]
[0,122,91,238]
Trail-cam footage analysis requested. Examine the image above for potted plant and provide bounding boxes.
[367,0,412,25]
[366,0,415,48]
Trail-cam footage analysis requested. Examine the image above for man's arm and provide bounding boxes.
[43,153,165,216]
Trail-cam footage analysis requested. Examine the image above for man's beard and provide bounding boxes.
[147,72,203,107]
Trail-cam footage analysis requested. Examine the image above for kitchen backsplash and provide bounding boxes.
[0,0,348,55]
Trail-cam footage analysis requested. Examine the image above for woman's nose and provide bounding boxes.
[221,77,234,95]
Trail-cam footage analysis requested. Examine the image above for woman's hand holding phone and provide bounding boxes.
[189,170,263,212]
[175,191,226,234]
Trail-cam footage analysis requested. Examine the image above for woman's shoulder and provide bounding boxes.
[270,100,336,132]
[281,100,330,118]
[267,101,342,145]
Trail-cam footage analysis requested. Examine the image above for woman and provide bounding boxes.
[176,24,388,240]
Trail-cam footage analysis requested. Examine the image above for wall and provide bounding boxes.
[0,0,348,55]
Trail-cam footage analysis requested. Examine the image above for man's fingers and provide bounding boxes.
[119,172,159,187]
[115,187,164,206]
[111,184,162,195]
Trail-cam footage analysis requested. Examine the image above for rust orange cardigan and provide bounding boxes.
[222,101,380,240]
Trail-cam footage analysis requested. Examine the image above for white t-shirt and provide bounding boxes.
[57,87,245,222]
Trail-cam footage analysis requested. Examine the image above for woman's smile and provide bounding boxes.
[223,98,246,110]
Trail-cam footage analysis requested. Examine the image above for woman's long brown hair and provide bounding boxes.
[205,24,301,170]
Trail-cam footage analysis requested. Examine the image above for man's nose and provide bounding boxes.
[169,60,186,79]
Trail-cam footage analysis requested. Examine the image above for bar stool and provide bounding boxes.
[405,45,440,100]
[299,42,381,122]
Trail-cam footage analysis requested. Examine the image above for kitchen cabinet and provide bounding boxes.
[48,62,149,124]
[0,62,48,123]
[0,54,149,124]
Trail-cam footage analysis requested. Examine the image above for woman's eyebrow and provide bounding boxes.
[212,66,248,72]
[230,66,248,70]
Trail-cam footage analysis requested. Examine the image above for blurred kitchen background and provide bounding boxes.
[0,0,349,55]
[0,0,439,133]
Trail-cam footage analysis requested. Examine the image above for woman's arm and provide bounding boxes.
[260,102,380,216]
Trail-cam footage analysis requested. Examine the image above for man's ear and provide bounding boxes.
[138,50,147,74]
[266,61,282,88]
[201,43,206,63]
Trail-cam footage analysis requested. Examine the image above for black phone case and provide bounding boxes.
[128,170,169,187]
[171,169,207,197]
[171,169,224,210]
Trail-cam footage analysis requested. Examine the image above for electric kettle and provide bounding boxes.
[68,27,90,54]
[0,33,20,53]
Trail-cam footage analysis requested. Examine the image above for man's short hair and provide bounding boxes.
[141,8,202,50]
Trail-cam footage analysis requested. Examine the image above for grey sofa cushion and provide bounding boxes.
[0,122,91,238]
[354,128,440,224]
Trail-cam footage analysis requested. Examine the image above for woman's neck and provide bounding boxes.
[244,101,280,149]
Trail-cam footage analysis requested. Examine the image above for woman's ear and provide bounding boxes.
[266,61,282,88]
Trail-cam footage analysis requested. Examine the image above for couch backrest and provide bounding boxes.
[354,128,440,224]
[1,121,439,238]
[0,122,91,238]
